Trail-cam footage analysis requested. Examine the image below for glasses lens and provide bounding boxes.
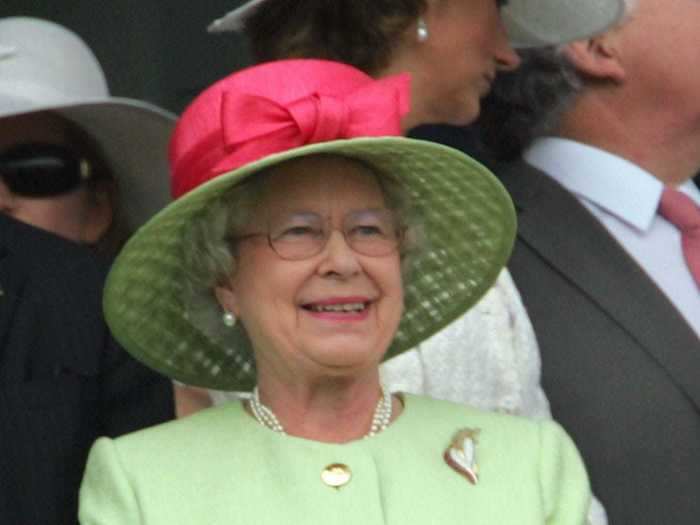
[268,212,325,260]
[267,209,402,260]
[344,209,401,256]
[0,143,86,197]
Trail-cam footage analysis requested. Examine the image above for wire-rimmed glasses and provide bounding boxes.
[233,208,404,260]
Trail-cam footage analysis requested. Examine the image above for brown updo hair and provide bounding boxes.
[244,0,427,75]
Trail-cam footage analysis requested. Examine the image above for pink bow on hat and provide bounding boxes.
[170,59,410,198]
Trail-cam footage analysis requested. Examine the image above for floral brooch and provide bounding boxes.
[444,428,480,485]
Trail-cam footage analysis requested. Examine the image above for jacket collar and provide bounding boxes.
[499,159,700,410]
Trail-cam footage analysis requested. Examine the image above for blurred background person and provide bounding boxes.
[476,0,700,523]
[80,58,591,525]
[0,17,176,524]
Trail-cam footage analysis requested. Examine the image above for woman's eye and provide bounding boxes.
[351,225,386,238]
[277,225,320,239]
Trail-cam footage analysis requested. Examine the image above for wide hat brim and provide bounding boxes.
[0,95,176,230]
[208,0,625,48]
[104,137,516,390]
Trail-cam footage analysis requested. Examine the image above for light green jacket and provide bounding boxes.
[80,394,590,524]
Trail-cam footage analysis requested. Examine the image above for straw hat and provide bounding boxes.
[0,17,176,229]
[207,0,626,48]
[103,59,516,390]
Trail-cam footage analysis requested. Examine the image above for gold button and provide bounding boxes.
[321,463,351,488]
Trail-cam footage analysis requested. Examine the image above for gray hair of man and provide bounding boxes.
[180,155,424,346]
[478,0,639,161]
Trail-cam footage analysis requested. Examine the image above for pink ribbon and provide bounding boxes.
[173,73,409,197]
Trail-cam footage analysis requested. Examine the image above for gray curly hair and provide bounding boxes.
[478,0,638,160]
[181,154,423,346]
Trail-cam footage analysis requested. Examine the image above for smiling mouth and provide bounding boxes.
[303,302,369,313]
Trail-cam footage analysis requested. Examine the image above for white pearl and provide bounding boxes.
[249,385,392,439]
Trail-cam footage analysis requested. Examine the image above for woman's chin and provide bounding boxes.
[300,337,386,373]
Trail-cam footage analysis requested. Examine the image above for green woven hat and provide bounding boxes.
[103,60,516,390]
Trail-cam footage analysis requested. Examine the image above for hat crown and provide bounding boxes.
[0,17,109,115]
[169,59,410,198]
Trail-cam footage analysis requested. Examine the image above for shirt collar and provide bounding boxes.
[524,137,664,232]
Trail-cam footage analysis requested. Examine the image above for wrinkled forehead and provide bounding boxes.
[256,154,387,215]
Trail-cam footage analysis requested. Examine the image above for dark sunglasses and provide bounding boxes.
[0,143,92,197]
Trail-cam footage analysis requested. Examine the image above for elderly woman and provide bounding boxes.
[178,1,623,423]
[79,59,590,524]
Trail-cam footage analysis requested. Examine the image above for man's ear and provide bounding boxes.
[214,284,241,317]
[80,182,114,244]
[563,35,626,83]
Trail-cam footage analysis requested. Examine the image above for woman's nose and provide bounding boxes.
[316,229,361,278]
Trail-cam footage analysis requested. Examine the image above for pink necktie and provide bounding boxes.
[658,187,700,287]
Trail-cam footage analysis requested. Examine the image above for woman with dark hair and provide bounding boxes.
[210,0,623,128]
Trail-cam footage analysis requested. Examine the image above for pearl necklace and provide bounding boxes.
[249,385,393,439]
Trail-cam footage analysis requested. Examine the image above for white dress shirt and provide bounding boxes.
[525,137,700,337]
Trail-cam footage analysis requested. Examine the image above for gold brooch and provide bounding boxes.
[444,428,480,485]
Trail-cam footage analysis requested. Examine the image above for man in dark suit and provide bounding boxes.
[0,214,175,524]
[475,0,700,523]
[0,17,176,524]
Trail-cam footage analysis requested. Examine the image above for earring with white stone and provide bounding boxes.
[222,310,237,328]
[416,17,429,42]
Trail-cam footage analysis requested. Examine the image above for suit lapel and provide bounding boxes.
[500,160,700,410]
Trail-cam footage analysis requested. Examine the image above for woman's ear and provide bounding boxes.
[214,284,241,317]
[80,182,114,244]
[563,35,626,83]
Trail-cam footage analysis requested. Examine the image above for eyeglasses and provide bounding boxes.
[0,143,92,197]
[234,209,405,260]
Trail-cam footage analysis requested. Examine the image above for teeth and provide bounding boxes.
[310,302,366,313]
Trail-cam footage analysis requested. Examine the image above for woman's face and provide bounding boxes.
[216,155,404,385]
[394,0,520,126]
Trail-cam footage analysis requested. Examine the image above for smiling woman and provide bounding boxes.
[79,58,592,525]
[216,159,406,407]
[181,155,421,359]
[192,157,409,409]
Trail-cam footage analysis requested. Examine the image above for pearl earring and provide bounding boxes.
[222,311,237,328]
[417,17,429,42]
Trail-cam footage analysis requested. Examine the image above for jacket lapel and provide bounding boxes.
[500,160,700,410]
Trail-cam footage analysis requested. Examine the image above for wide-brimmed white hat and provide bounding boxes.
[0,17,176,229]
[207,0,625,48]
